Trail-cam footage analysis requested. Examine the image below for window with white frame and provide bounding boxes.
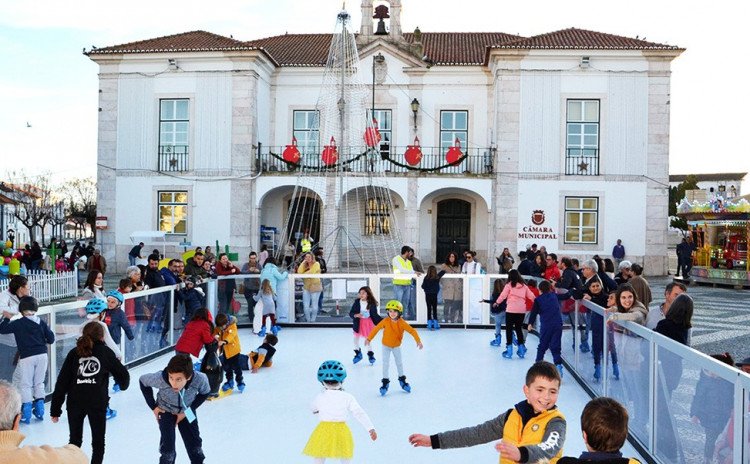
[159,99,189,155]
[158,191,188,235]
[364,194,391,236]
[564,197,598,244]
[566,100,599,157]
[369,109,392,156]
[293,110,320,155]
[440,111,468,154]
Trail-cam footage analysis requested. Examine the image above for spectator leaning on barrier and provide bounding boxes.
[0,380,88,463]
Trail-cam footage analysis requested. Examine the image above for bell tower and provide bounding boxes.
[360,1,403,39]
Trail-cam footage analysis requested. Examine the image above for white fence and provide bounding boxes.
[0,270,79,302]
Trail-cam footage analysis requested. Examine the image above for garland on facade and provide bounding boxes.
[266,149,468,172]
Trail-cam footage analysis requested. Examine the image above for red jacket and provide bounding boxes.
[544,265,561,282]
[175,320,214,357]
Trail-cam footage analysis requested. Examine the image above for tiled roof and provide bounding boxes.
[86,30,259,55]
[245,32,523,66]
[493,27,682,51]
[669,173,747,183]
[86,28,682,66]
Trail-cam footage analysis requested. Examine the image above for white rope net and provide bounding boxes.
[276,9,403,273]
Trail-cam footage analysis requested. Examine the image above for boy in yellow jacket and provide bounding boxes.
[367,300,423,395]
[214,313,244,393]
[408,361,566,464]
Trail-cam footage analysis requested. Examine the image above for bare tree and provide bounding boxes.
[59,177,97,241]
[3,171,55,246]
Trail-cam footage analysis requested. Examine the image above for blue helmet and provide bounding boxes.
[106,290,124,305]
[317,360,346,384]
[85,298,108,315]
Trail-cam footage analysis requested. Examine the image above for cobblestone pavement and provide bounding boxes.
[648,275,750,359]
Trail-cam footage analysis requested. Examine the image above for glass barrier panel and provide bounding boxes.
[578,305,606,396]
[605,322,650,445]
[653,344,692,463]
[436,274,463,324]
[294,276,370,323]
[377,276,417,322]
[744,385,750,464]
[122,289,173,363]
[54,306,87,381]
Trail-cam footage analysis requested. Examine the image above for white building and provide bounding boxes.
[669,172,746,201]
[87,1,682,274]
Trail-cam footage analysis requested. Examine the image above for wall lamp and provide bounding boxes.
[168,59,178,70]
[410,98,420,131]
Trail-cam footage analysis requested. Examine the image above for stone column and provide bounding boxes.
[360,0,373,37]
[644,57,673,276]
[492,58,523,262]
[96,70,120,271]
[389,0,403,38]
[229,71,256,259]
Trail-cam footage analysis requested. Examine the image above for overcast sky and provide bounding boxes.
[1,0,747,188]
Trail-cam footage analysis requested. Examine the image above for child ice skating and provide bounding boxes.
[408,361,566,464]
[421,265,445,330]
[349,286,382,364]
[0,296,55,423]
[249,334,278,373]
[527,280,569,376]
[582,278,619,382]
[302,360,377,463]
[366,300,423,395]
[495,270,536,359]
[140,354,210,464]
[104,290,134,349]
[214,313,243,394]
[481,278,506,346]
[51,322,130,464]
[254,279,279,336]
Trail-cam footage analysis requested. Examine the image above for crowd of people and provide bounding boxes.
[0,236,747,463]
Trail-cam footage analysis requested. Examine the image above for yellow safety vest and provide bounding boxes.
[500,407,565,464]
[392,256,413,286]
[301,238,312,253]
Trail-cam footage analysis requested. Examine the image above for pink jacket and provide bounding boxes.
[496,283,536,314]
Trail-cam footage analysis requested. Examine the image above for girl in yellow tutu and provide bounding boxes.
[303,360,377,463]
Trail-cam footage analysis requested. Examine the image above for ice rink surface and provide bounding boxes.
[23,327,642,463]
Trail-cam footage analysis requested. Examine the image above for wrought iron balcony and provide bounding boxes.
[158,145,189,172]
[255,145,495,176]
[565,148,599,176]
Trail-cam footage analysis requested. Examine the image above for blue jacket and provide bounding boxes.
[106,308,134,345]
[527,292,568,328]
[181,288,205,313]
[0,315,55,358]
[517,258,533,276]
[259,264,288,294]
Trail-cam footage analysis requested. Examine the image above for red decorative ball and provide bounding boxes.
[446,138,463,165]
[282,143,300,164]
[321,137,338,166]
[404,137,422,166]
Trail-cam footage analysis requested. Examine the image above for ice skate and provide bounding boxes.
[258,326,267,337]
[556,364,563,378]
[222,380,235,392]
[433,320,440,330]
[502,345,513,359]
[20,403,32,424]
[490,335,502,346]
[593,364,601,382]
[105,407,117,420]
[379,378,390,396]
[579,340,590,353]
[237,382,245,393]
[353,349,363,364]
[612,363,620,380]
[32,399,44,421]
[516,344,527,359]
[271,325,280,336]
[398,375,411,393]
[367,351,376,364]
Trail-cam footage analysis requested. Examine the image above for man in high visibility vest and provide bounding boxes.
[392,246,421,316]
[300,230,314,254]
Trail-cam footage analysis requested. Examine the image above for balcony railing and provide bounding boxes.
[565,148,599,176]
[158,145,189,172]
[255,145,494,175]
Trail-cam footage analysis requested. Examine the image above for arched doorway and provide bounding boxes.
[286,196,321,251]
[435,199,471,262]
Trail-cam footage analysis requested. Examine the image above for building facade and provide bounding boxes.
[87,1,682,274]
